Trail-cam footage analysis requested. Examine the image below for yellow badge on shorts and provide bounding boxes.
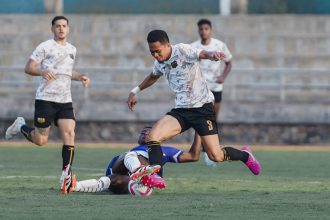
[37,117,46,123]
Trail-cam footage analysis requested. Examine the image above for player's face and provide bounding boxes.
[148,41,171,62]
[51,19,69,40]
[198,24,212,41]
[138,127,151,145]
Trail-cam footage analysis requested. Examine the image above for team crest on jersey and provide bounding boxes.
[37,117,46,123]
[171,61,178,68]
[69,54,75,60]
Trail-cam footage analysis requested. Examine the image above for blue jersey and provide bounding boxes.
[105,145,184,176]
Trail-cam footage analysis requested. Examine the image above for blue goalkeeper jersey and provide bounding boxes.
[105,145,184,176]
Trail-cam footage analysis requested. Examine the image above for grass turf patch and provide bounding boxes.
[0,147,329,220]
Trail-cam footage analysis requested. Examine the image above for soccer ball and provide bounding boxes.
[128,180,153,197]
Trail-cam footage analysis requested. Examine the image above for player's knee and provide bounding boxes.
[63,130,75,140]
[34,136,48,146]
[147,131,162,143]
[208,152,224,162]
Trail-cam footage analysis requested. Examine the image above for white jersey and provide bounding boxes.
[191,38,232,92]
[152,43,214,108]
[30,39,77,103]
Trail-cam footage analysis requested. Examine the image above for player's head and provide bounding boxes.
[197,19,212,41]
[147,30,171,62]
[51,16,69,41]
[138,126,152,145]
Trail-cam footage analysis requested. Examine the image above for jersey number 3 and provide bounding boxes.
[206,120,213,131]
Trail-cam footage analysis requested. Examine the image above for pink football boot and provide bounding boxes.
[141,174,166,189]
[242,146,261,175]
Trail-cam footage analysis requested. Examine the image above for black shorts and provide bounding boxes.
[212,91,222,103]
[34,100,75,128]
[166,102,218,136]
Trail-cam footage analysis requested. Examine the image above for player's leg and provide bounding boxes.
[5,100,53,146]
[193,103,261,175]
[145,114,186,177]
[74,176,112,193]
[58,118,76,193]
[122,152,166,188]
[125,151,160,180]
[202,91,221,167]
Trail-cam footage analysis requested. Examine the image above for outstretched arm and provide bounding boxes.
[178,133,202,163]
[127,73,161,111]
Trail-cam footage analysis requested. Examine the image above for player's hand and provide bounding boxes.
[216,75,225,84]
[41,70,56,81]
[127,92,137,111]
[212,52,226,61]
[79,75,90,87]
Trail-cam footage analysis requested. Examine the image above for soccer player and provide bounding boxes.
[127,30,261,179]
[74,127,202,194]
[191,19,233,167]
[5,16,90,194]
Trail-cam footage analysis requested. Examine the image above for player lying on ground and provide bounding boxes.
[5,16,90,194]
[73,127,202,195]
[127,30,261,179]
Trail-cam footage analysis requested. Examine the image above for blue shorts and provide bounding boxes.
[105,155,120,176]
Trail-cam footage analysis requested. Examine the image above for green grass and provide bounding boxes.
[0,146,330,220]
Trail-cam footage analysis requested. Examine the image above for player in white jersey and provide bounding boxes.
[127,30,261,180]
[5,16,90,194]
[191,19,233,167]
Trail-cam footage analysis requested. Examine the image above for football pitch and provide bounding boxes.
[0,145,330,220]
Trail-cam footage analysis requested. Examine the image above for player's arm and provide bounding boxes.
[178,132,202,163]
[24,58,56,80]
[199,50,226,61]
[71,70,90,87]
[216,61,232,84]
[127,73,161,111]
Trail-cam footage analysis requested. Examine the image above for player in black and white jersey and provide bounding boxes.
[127,30,261,181]
[191,19,233,167]
[5,16,90,194]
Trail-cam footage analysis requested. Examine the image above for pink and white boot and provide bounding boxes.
[242,146,261,175]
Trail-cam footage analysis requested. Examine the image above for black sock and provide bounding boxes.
[147,141,163,177]
[62,145,75,170]
[20,125,34,143]
[201,144,206,152]
[223,147,249,163]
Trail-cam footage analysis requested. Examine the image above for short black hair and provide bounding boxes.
[51,16,69,26]
[147,30,169,44]
[197,19,212,28]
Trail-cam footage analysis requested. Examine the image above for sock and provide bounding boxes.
[124,151,141,173]
[62,145,75,170]
[223,147,249,163]
[20,125,34,143]
[147,141,163,177]
[75,176,111,193]
[201,144,206,152]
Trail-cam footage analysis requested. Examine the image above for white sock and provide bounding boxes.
[124,151,141,173]
[75,176,111,193]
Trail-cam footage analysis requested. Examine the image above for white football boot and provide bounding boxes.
[5,117,26,140]
[60,164,76,194]
[204,152,217,167]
